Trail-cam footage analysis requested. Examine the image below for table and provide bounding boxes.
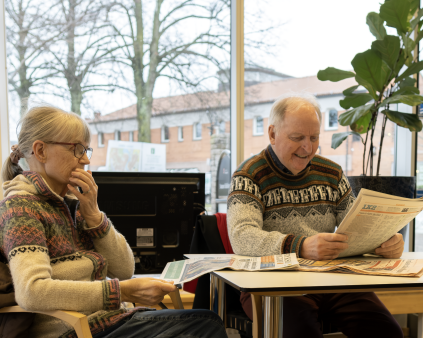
[185,252,423,338]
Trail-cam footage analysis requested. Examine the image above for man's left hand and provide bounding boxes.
[374,233,404,259]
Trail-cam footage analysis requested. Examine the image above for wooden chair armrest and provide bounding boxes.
[169,289,184,309]
[0,305,92,338]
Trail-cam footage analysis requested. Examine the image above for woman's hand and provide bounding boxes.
[120,278,177,305]
[67,169,102,228]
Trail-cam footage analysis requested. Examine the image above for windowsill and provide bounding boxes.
[193,138,202,141]
[98,144,105,148]
[178,139,184,142]
[253,133,264,137]
[161,140,170,143]
[324,127,338,131]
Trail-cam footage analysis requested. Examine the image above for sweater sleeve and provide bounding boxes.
[334,173,356,226]
[1,199,121,312]
[80,212,134,280]
[227,174,305,257]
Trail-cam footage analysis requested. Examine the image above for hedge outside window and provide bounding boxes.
[98,132,104,147]
[325,109,338,131]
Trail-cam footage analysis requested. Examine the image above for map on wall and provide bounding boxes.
[106,140,166,172]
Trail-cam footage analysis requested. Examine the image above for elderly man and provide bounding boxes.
[227,93,404,338]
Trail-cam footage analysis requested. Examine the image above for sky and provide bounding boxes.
[7,0,386,139]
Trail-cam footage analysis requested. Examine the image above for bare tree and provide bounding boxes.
[6,0,61,115]
[46,0,119,115]
[107,0,232,142]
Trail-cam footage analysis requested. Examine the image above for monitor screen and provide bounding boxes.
[92,171,205,274]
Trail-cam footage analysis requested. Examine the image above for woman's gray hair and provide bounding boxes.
[1,102,91,183]
[268,92,322,132]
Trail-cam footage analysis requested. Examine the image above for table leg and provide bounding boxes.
[210,275,226,321]
[418,313,423,338]
[263,296,283,338]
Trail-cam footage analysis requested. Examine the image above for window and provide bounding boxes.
[161,126,169,142]
[193,122,202,140]
[253,116,264,136]
[178,126,184,142]
[325,109,338,131]
[352,133,362,143]
[219,120,226,134]
[129,131,134,142]
[98,132,104,147]
[114,130,121,141]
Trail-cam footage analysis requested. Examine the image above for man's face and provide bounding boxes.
[268,104,321,175]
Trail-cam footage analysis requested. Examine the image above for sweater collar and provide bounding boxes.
[267,145,311,176]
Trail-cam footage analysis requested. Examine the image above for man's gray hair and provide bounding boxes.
[268,92,322,131]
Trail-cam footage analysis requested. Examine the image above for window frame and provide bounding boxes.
[161,125,170,143]
[253,116,264,136]
[325,109,339,131]
[178,126,184,142]
[114,130,121,141]
[193,122,202,140]
[98,132,104,147]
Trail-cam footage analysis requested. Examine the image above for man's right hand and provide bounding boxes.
[120,277,177,305]
[300,233,348,260]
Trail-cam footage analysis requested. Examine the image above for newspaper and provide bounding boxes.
[160,254,298,284]
[298,257,423,277]
[336,188,423,258]
[161,255,423,283]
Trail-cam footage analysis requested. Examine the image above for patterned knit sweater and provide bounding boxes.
[227,146,355,257]
[0,171,146,338]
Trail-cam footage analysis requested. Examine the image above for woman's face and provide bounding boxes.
[43,139,91,196]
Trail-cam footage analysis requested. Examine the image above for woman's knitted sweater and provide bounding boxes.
[0,171,144,338]
[227,146,355,257]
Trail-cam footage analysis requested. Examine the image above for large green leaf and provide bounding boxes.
[331,132,363,149]
[367,12,387,40]
[351,112,373,134]
[399,76,416,88]
[409,0,420,16]
[402,34,416,61]
[416,30,423,44]
[371,35,401,70]
[394,86,419,95]
[380,0,411,34]
[317,67,355,82]
[381,94,423,107]
[351,50,391,93]
[338,103,373,126]
[343,85,359,96]
[410,8,423,30]
[355,75,378,100]
[397,61,423,82]
[340,93,374,109]
[382,109,423,131]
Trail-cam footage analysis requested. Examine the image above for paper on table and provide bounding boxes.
[161,253,299,284]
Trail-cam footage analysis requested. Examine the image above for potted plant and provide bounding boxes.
[317,0,423,198]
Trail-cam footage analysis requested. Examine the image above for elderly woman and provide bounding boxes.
[0,105,227,338]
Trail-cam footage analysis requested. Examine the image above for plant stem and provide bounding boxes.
[376,113,388,176]
[363,127,370,175]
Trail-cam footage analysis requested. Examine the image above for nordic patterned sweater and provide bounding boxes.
[0,171,146,338]
[227,145,356,257]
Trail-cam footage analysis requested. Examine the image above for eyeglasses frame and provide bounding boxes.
[47,142,93,160]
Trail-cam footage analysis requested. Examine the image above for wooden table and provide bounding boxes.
[186,252,423,338]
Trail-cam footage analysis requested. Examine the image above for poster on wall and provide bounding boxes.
[106,140,166,172]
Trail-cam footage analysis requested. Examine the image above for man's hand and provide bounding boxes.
[300,233,348,260]
[120,277,177,305]
[375,233,404,259]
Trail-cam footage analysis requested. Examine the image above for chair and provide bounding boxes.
[0,289,184,338]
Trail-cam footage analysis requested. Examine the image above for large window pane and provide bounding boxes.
[243,0,394,177]
[6,0,231,213]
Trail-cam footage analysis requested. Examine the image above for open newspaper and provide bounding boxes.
[161,254,299,283]
[335,188,423,258]
[161,254,423,283]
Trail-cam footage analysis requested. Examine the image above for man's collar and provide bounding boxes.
[267,145,311,175]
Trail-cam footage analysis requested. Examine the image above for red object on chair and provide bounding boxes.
[183,213,233,294]
[215,213,234,254]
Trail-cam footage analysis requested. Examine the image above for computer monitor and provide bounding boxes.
[92,171,205,274]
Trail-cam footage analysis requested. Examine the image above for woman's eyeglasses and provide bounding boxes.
[48,142,93,160]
